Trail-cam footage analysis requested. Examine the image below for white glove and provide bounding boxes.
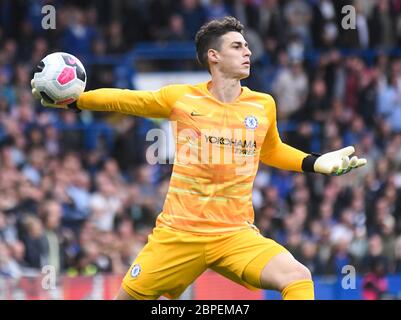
[314,146,367,175]
[31,79,75,110]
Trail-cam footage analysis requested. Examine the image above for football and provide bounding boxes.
[33,52,86,105]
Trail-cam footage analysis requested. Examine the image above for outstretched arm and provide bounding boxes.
[75,88,174,118]
[31,80,184,119]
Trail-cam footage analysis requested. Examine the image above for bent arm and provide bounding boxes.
[260,135,308,172]
[259,97,367,175]
[259,96,309,172]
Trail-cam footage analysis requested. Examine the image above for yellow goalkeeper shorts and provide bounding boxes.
[121,226,288,299]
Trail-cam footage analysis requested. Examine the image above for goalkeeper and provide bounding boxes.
[31,17,366,300]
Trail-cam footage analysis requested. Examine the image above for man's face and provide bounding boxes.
[209,31,252,79]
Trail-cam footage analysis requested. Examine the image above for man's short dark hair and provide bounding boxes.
[195,16,244,71]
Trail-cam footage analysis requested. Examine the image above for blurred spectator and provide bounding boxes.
[0,240,23,278]
[355,0,370,49]
[89,174,123,232]
[361,234,390,274]
[272,56,308,120]
[180,0,207,39]
[330,208,354,245]
[19,215,47,269]
[326,238,356,275]
[56,112,84,152]
[65,170,92,223]
[369,0,395,49]
[159,14,190,42]
[106,21,127,54]
[311,0,339,49]
[298,240,324,275]
[0,210,18,244]
[283,0,313,48]
[61,7,99,62]
[115,216,142,268]
[303,77,330,123]
[204,0,233,21]
[39,200,69,274]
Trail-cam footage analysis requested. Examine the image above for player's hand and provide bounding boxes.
[31,79,81,112]
[31,79,72,110]
[314,146,367,176]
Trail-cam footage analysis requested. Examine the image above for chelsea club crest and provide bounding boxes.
[131,264,141,278]
[244,115,258,129]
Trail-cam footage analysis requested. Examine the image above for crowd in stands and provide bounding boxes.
[1,1,401,299]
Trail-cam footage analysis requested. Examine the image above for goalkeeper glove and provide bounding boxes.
[302,146,367,176]
[31,79,81,113]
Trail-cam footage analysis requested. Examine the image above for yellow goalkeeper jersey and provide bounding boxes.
[77,81,308,234]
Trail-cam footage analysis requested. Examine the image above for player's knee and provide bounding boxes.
[280,263,312,291]
[294,263,312,281]
[259,252,312,291]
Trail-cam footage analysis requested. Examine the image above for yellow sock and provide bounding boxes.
[281,279,315,300]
